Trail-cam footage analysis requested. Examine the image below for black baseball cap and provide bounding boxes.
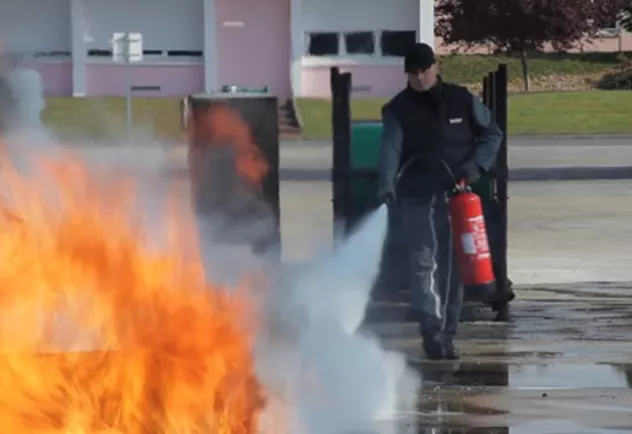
[404,42,436,72]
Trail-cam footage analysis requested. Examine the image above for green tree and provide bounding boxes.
[435,0,626,91]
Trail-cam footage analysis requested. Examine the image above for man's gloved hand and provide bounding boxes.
[456,161,482,185]
[377,189,395,206]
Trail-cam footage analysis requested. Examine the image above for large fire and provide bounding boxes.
[0,137,266,432]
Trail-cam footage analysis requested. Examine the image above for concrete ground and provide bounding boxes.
[277,136,632,433]
[75,136,632,433]
[278,137,632,284]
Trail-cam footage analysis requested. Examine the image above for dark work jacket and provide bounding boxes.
[377,79,502,198]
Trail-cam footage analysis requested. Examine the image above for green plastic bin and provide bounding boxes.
[350,121,382,208]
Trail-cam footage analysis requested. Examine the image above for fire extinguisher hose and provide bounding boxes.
[394,153,462,194]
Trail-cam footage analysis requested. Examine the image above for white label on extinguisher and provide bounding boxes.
[461,233,477,254]
[469,216,490,253]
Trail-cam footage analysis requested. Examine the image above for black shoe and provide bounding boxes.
[444,337,460,360]
[422,334,446,360]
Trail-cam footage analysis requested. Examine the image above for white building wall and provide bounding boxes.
[83,0,204,56]
[291,0,434,96]
[302,0,418,33]
[299,0,432,65]
[418,0,435,46]
[0,0,71,55]
[71,0,87,96]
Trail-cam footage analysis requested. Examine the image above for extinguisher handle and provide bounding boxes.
[455,179,471,193]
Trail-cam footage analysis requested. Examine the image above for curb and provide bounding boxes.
[279,166,632,182]
[283,134,632,144]
[510,134,632,141]
[509,166,632,181]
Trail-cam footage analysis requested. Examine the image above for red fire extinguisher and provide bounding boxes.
[394,154,496,292]
[449,180,496,290]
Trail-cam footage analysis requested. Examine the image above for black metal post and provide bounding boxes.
[494,64,509,297]
[487,71,497,119]
[330,67,352,235]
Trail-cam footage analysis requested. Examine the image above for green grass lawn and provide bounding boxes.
[509,90,632,135]
[42,97,183,141]
[296,90,632,139]
[438,51,625,84]
[37,91,631,141]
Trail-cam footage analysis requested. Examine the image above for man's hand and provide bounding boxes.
[456,161,481,185]
[377,189,395,206]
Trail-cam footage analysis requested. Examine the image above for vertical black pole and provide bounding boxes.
[494,64,509,296]
[330,67,352,236]
[487,71,497,119]
[339,72,352,234]
[331,67,343,228]
[482,76,489,107]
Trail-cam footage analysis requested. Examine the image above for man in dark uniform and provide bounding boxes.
[376,43,503,360]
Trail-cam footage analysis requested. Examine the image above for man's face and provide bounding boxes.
[407,63,439,91]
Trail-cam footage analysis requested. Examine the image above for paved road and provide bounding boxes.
[281,136,632,180]
[280,177,632,284]
[73,140,632,284]
[275,140,632,283]
[280,137,632,432]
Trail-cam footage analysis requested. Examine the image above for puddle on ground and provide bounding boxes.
[414,421,632,433]
[507,421,632,433]
[411,362,632,390]
[400,362,632,434]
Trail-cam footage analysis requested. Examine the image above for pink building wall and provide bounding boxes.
[301,65,405,98]
[435,30,632,54]
[22,61,73,96]
[215,0,291,99]
[85,64,204,97]
[575,32,632,53]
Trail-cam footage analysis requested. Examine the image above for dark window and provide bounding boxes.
[167,50,203,57]
[306,32,339,56]
[344,31,375,55]
[380,30,416,57]
[34,51,71,58]
[87,49,112,57]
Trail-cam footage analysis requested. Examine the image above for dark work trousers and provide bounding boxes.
[399,193,463,338]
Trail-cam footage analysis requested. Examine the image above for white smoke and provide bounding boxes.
[255,206,419,434]
[0,68,56,147]
[0,67,420,434]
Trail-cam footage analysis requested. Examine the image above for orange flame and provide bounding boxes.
[0,146,265,433]
[187,104,269,187]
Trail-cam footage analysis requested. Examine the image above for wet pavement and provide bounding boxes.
[364,283,632,432]
[387,360,632,432]
[365,282,632,432]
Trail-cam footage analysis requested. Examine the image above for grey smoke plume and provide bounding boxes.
[0,68,420,433]
[0,68,56,146]
[256,206,419,434]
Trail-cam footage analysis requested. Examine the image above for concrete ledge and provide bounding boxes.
[282,134,632,145]
[510,133,632,141]
[279,166,632,182]
[510,166,632,181]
